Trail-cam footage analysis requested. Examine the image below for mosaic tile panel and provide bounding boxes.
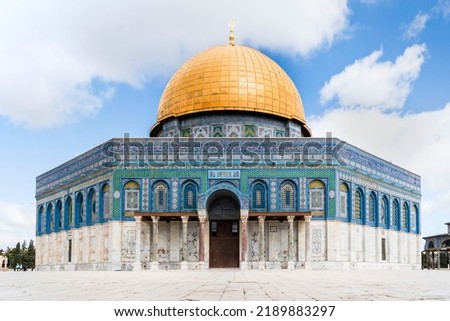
[226,124,242,137]
[270,179,277,210]
[300,177,307,210]
[244,125,256,137]
[142,178,149,210]
[171,179,178,210]
[180,128,191,137]
[312,229,322,254]
[211,125,224,137]
[193,126,208,138]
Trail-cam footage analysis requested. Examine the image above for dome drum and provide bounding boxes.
[152,111,309,138]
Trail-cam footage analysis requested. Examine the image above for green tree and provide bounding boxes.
[5,240,35,270]
[25,240,36,270]
[6,242,21,269]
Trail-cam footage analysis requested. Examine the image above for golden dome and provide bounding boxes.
[154,44,309,132]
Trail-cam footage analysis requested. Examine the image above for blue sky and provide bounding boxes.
[0,0,449,249]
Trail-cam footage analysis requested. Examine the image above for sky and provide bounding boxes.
[0,0,449,250]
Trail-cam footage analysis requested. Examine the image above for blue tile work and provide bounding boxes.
[142,178,149,210]
[155,112,299,138]
[36,136,420,235]
[270,178,277,210]
[36,179,112,236]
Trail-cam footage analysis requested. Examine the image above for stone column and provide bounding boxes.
[287,216,295,270]
[197,209,207,269]
[181,216,189,270]
[133,216,142,271]
[436,250,441,270]
[151,216,159,270]
[109,221,122,271]
[258,216,266,270]
[240,210,249,270]
[304,216,311,269]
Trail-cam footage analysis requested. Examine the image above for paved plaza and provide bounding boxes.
[1,269,449,301]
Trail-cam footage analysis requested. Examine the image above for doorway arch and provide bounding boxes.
[207,190,240,268]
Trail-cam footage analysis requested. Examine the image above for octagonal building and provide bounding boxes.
[35,38,422,270]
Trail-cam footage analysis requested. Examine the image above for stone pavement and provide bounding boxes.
[1,269,449,301]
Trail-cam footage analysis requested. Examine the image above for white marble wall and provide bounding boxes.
[36,219,421,271]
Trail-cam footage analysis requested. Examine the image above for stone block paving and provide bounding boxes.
[0,269,449,301]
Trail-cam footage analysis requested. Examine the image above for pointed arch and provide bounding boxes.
[100,183,111,220]
[64,196,73,229]
[281,180,296,211]
[87,188,97,225]
[354,188,364,220]
[368,192,377,224]
[251,181,268,211]
[340,182,350,218]
[55,200,62,231]
[380,195,389,226]
[46,203,53,233]
[182,181,198,210]
[401,202,409,230]
[75,192,84,227]
[392,199,400,230]
[124,180,140,211]
[442,239,450,248]
[37,205,45,234]
[411,204,418,232]
[153,181,168,211]
[309,179,325,211]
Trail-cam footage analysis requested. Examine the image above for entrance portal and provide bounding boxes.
[208,194,240,268]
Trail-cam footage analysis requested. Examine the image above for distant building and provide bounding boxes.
[35,34,422,271]
[422,223,450,269]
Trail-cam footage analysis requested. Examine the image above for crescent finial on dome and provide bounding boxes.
[228,21,236,46]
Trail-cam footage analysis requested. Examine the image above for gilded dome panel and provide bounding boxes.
[156,44,307,128]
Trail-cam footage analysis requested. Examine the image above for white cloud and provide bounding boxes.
[435,0,450,17]
[403,13,430,39]
[0,0,350,128]
[0,200,35,250]
[359,0,379,4]
[310,103,450,236]
[314,41,450,236]
[320,44,426,110]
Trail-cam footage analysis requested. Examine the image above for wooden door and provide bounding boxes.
[209,220,239,268]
